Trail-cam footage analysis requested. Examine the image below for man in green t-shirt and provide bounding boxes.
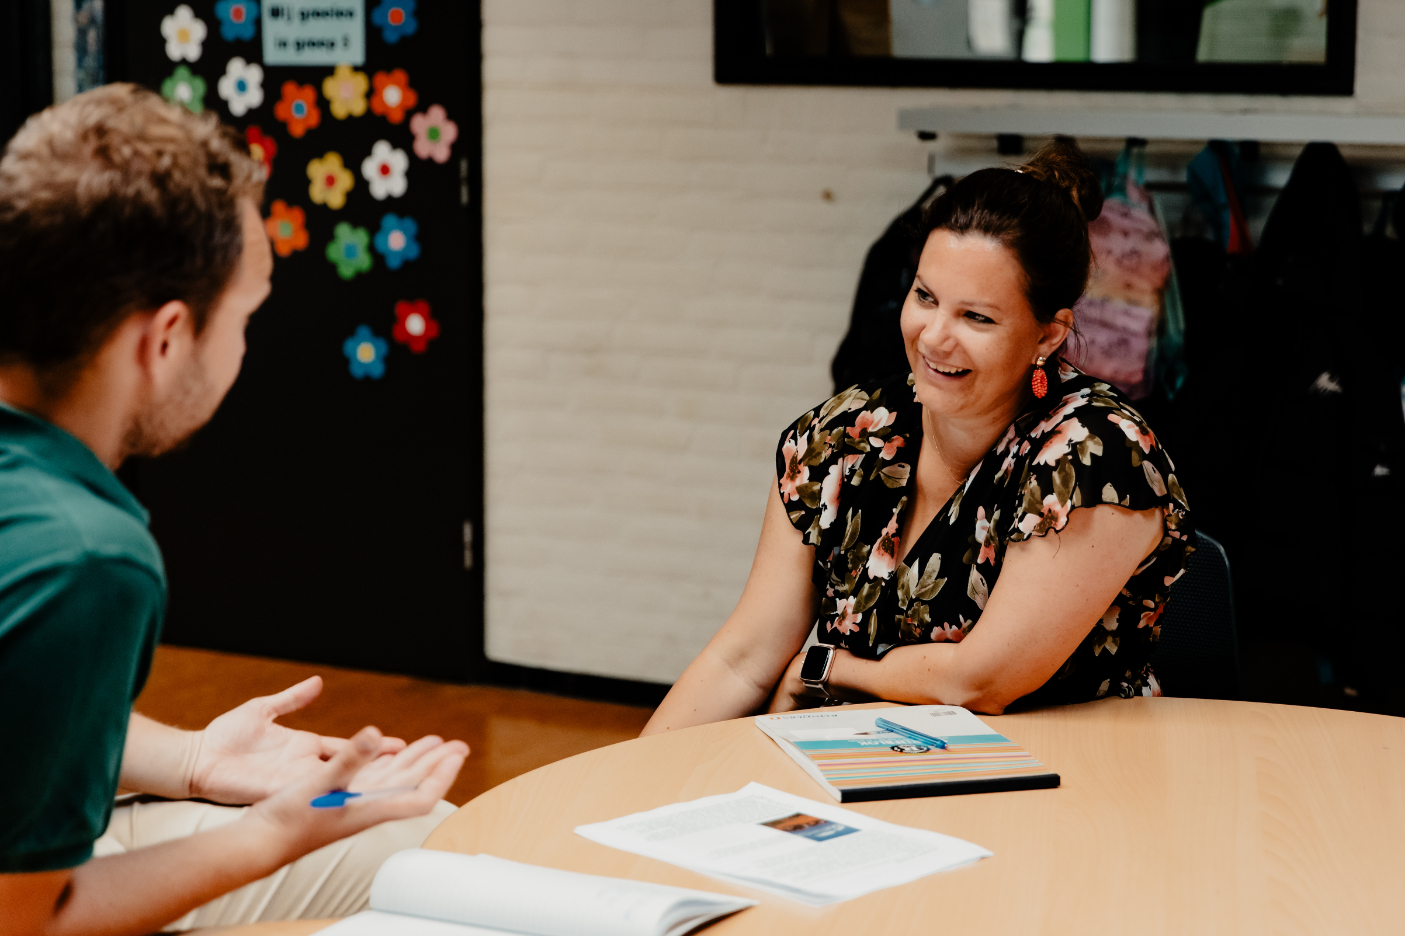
[0,85,468,934]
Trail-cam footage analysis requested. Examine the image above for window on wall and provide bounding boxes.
[715,0,1356,94]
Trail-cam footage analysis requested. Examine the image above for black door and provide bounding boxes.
[112,0,483,680]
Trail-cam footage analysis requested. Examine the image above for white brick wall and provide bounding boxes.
[483,0,1405,684]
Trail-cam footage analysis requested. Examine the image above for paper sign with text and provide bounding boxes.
[263,1,365,66]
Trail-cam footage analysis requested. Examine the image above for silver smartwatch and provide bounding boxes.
[799,644,837,702]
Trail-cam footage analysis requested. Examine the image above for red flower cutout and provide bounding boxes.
[392,299,439,353]
[369,69,418,124]
[245,125,277,179]
[273,81,321,138]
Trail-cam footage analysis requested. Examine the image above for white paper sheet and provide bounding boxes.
[575,782,992,905]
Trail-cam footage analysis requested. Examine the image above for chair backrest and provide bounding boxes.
[1152,531,1241,701]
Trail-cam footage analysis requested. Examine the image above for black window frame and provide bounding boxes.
[715,0,1357,95]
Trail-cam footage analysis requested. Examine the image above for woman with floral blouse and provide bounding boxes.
[643,140,1193,733]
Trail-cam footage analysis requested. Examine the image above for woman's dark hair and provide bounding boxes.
[918,137,1103,325]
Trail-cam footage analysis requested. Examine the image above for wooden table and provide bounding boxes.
[208,698,1405,935]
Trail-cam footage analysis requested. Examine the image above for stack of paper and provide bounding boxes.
[575,782,991,905]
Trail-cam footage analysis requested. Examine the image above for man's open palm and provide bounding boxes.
[190,677,405,804]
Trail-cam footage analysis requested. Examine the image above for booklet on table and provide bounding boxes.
[755,705,1060,802]
[575,782,991,905]
[319,849,755,936]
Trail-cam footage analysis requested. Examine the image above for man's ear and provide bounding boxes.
[1038,308,1075,358]
[136,300,196,383]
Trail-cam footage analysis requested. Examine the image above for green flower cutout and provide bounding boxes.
[326,222,373,280]
[161,65,207,113]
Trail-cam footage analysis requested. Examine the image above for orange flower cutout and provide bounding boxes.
[322,64,369,120]
[265,200,308,257]
[369,69,418,124]
[306,152,355,210]
[273,81,321,138]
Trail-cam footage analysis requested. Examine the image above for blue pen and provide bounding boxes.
[875,717,949,750]
[310,785,417,809]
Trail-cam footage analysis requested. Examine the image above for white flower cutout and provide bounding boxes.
[361,140,409,200]
[217,58,263,117]
[161,5,207,62]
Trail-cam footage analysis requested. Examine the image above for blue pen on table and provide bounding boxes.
[874,717,948,750]
[310,786,418,809]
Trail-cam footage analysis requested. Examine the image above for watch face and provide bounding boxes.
[800,645,833,682]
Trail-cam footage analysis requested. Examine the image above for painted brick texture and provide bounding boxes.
[483,0,1405,683]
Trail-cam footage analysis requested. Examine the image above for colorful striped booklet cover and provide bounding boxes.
[755,705,1059,802]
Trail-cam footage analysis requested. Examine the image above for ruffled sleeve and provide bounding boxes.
[1000,381,1191,545]
[775,380,915,550]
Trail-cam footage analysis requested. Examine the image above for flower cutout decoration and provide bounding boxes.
[306,152,354,209]
[343,325,388,379]
[217,57,263,116]
[273,81,321,138]
[161,65,206,113]
[321,64,369,120]
[245,125,276,179]
[369,70,418,124]
[373,214,420,269]
[213,0,258,41]
[161,4,207,61]
[361,140,408,200]
[265,200,308,257]
[392,300,439,353]
[326,223,373,280]
[409,105,457,163]
[371,0,418,44]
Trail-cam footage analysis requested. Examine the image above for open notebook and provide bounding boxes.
[321,849,755,936]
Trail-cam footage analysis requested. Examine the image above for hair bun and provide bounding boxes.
[1020,137,1103,223]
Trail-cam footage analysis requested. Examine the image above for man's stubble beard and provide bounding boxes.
[122,355,222,460]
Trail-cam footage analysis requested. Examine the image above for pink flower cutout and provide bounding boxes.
[778,433,809,503]
[879,434,905,461]
[831,597,862,635]
[866,512,900,580]
[1139,601,1165,631]
[409,104,458,163]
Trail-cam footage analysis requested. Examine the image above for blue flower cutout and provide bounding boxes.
[371,0,418,44]
[373,214,421,270]
[214,0,258,42]
[343,325,388,380]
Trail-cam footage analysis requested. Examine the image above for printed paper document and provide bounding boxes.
[575,782,991,905]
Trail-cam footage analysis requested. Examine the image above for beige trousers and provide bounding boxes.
[94,798,458,931]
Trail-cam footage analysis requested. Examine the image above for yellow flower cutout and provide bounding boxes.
[307,152,355,210]
[322,64,369,120]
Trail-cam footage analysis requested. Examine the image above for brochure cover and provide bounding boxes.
[755,706,1060,803]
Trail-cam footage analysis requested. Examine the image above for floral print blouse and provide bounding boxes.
[775,361,1194,707]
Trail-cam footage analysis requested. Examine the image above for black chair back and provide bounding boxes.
[1152,531,1241,701]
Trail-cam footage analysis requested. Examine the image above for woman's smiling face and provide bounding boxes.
[901,229,1070,422]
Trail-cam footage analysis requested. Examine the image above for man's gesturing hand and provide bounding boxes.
[190,676,405,804]
[249,725,468,862]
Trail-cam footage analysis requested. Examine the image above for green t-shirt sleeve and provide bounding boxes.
[0,555,164,873]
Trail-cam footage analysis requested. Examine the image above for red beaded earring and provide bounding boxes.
[1031,355,1049,399]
